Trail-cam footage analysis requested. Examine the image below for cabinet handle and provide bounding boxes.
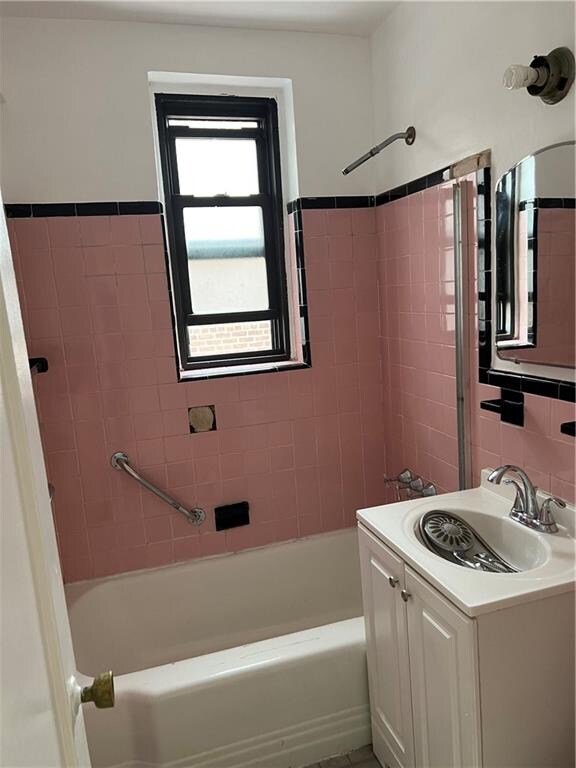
[401,589,411,602]
[388,576,399,588]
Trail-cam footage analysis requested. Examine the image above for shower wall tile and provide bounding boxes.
[11,187,574,585]
[376,177,575,505]
[10,210,385,583]
[466,194,575,502]
[377,181,460,496]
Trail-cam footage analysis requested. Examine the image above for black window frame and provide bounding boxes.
[155,93,290,373]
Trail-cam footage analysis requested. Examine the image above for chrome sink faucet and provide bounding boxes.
[487,465,565,534]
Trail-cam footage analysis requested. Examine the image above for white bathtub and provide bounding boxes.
[66,529,370,768]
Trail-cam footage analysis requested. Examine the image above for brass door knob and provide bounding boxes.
[80,671,115,709]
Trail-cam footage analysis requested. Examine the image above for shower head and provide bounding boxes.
[342,126,415,175]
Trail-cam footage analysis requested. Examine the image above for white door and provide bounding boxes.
[405,566,481,768]
[0,192,92,766]
[358,526,414,768]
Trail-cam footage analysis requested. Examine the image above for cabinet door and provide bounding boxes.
[359,526,414,768]
[405,567,481,768]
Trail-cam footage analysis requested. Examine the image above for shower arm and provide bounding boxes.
[341,126,416,175]
[111,451,205,525]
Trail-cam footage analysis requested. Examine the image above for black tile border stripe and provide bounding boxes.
[289,165,575,409]
[518,197,576,211]
[6,164,453,220]
[5,198,309,380]
[4,201,164,218]
[375,166,450,206]
[287,165,451,213]
[6,170,573,402]
[287,195,373,213]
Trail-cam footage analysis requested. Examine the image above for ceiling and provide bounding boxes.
[0,1,395,36]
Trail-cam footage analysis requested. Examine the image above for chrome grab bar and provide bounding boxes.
[111,452,205,526]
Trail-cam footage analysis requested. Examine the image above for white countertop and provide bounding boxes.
[357,471,576,617]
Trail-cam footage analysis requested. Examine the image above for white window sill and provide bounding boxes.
[178,359,309,381]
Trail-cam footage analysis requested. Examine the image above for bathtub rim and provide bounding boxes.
[81,616,370,768]
[66,526,357,589]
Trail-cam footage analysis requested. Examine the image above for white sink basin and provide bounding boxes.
[357,469,576,617]
[413,507,549,572]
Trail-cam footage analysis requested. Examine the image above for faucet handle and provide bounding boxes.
[539,496,565,532]
[504,478,528,513]
[543,496,566,510]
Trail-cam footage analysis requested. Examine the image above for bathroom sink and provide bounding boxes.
[357,469,576,617]
[415,507,549,573]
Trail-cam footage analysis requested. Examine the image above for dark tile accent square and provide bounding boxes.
[4,204,32,218]
[76,202,120,216]
[118,201,163,215]
[301,197,336,210]
[31,203,77,217]
[559,383,576,403]
[335,195,374,208]
[215,501,250,531]
[521,377,560,399]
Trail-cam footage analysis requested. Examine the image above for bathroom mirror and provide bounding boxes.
[495,141,575,370]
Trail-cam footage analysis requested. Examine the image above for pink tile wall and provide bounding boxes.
[9,189,575,583]
[377,183,460,494]
[376,178,575,504]
[468,201,576,503]
[9,208,385,582]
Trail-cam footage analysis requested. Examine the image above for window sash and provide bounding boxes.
[167,131,269,197]
[171,197,283,320]
[186,318,287,366]
[155,93,289,371]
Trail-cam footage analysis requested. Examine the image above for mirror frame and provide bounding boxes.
[476,164,575,403]
[495,140,575,366]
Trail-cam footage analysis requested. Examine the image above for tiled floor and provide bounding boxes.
[304,744,381,768]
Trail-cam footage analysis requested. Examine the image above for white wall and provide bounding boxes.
[2,5,574,202]
[369,1,575,385]
[370,1,575,191]
[0,16,374,202]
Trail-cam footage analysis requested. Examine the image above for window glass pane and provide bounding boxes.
[176,138,259,196]
[168,119,259,129]
[188,321,273,357]
[183,207,269,314]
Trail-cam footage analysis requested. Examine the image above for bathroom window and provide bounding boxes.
[155,94,293,376]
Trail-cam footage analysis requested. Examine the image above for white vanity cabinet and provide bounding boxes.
[359,527,415,768]
[405,567,480,768]
[359,523,575,768]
